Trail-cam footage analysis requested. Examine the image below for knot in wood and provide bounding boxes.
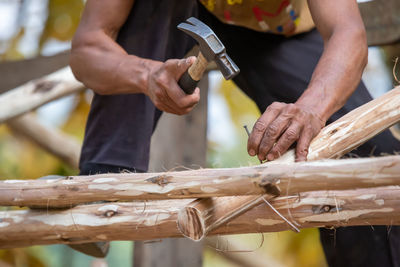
[261,182,281,197]
[104,210,116,217]
[60,236,71,242]
[33,80,58,93]
[322,205,331,213]
[312,205,341,214]
[329,129,338,135]
[146,175,172,186]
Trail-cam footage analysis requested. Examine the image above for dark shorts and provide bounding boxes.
[79,2,400,266]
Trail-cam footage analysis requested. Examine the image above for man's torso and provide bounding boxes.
[199,0,314,35]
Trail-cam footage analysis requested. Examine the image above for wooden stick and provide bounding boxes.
[7,113,81,169]
[0,186,399,249]
[1,155,400,208]
[0,67,85,124]
[178,86,400,240]
[188,52,208,81]
[308,86,400,160]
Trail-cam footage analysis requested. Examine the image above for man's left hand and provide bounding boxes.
[247,102,325,162]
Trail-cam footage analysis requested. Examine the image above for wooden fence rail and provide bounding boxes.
[0,186,398,248]
[0,155,399,208]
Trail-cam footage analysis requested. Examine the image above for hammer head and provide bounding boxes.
[178,17,240,80]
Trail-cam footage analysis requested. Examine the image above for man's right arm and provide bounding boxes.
[70,0,200,115]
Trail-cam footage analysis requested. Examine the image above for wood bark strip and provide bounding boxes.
[179,86,400,240]
[0,186,399,249]
[0,67,85,124]
[7,113,81,169]
[1,155,400,208]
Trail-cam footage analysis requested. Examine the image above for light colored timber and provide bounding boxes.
[2,87,400,207]
[188,52,208,81]
[1,155,400,208]
[0,67,85,124]
[307,86,400,160]
[0,186,399,249]
[178,86,400,240]
[7,113,81,169]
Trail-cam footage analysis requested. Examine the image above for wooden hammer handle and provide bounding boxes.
[178,51,208,94]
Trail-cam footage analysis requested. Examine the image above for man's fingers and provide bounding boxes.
[257,113,293,161]
[267,122,302,161]
[295,126,314,162]
[175,57,196,80]
[161,59,201,110]
[166,84,200,109]
[164,58,200,108]
[247,103,283,157]
[154,92,180,114]
[148,58,200,115]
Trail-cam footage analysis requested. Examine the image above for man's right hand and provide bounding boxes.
[146,56,200,115]
[70,0,200,116]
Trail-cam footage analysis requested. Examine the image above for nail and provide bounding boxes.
[249,149,255,156]
[267,154,275,161]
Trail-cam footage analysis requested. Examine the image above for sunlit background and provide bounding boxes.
[0,0,399,266]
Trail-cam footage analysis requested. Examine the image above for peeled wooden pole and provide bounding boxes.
[0,186,399,249]
[0,67,85,124]
[7,113,81,169]
[1,155,400,208]
[178,86,400,240]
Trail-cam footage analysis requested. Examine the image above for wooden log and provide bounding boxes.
[0,67,85,124]
[1,155,400,208]
[178,86,400,240]
[7,113,81,169]
[308,86,400,160]
[0,186,399,249]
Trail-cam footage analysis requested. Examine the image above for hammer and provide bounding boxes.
[177,17,240,94]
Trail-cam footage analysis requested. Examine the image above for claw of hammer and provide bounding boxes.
[177,17,240,94]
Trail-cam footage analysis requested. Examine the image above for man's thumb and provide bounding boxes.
[176,56,196,78]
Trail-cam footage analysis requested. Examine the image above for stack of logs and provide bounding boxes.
[1,67,400,249]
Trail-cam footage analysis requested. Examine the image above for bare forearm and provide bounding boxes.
[69,0,199,115]
[296,27,368,122]
[69,0,158,95]
[248,0,368,162]
[70,32,158,95]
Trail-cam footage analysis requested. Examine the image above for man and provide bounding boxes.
[70,0,400,266]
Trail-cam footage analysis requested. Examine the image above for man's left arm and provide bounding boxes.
[247,0,367,162]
